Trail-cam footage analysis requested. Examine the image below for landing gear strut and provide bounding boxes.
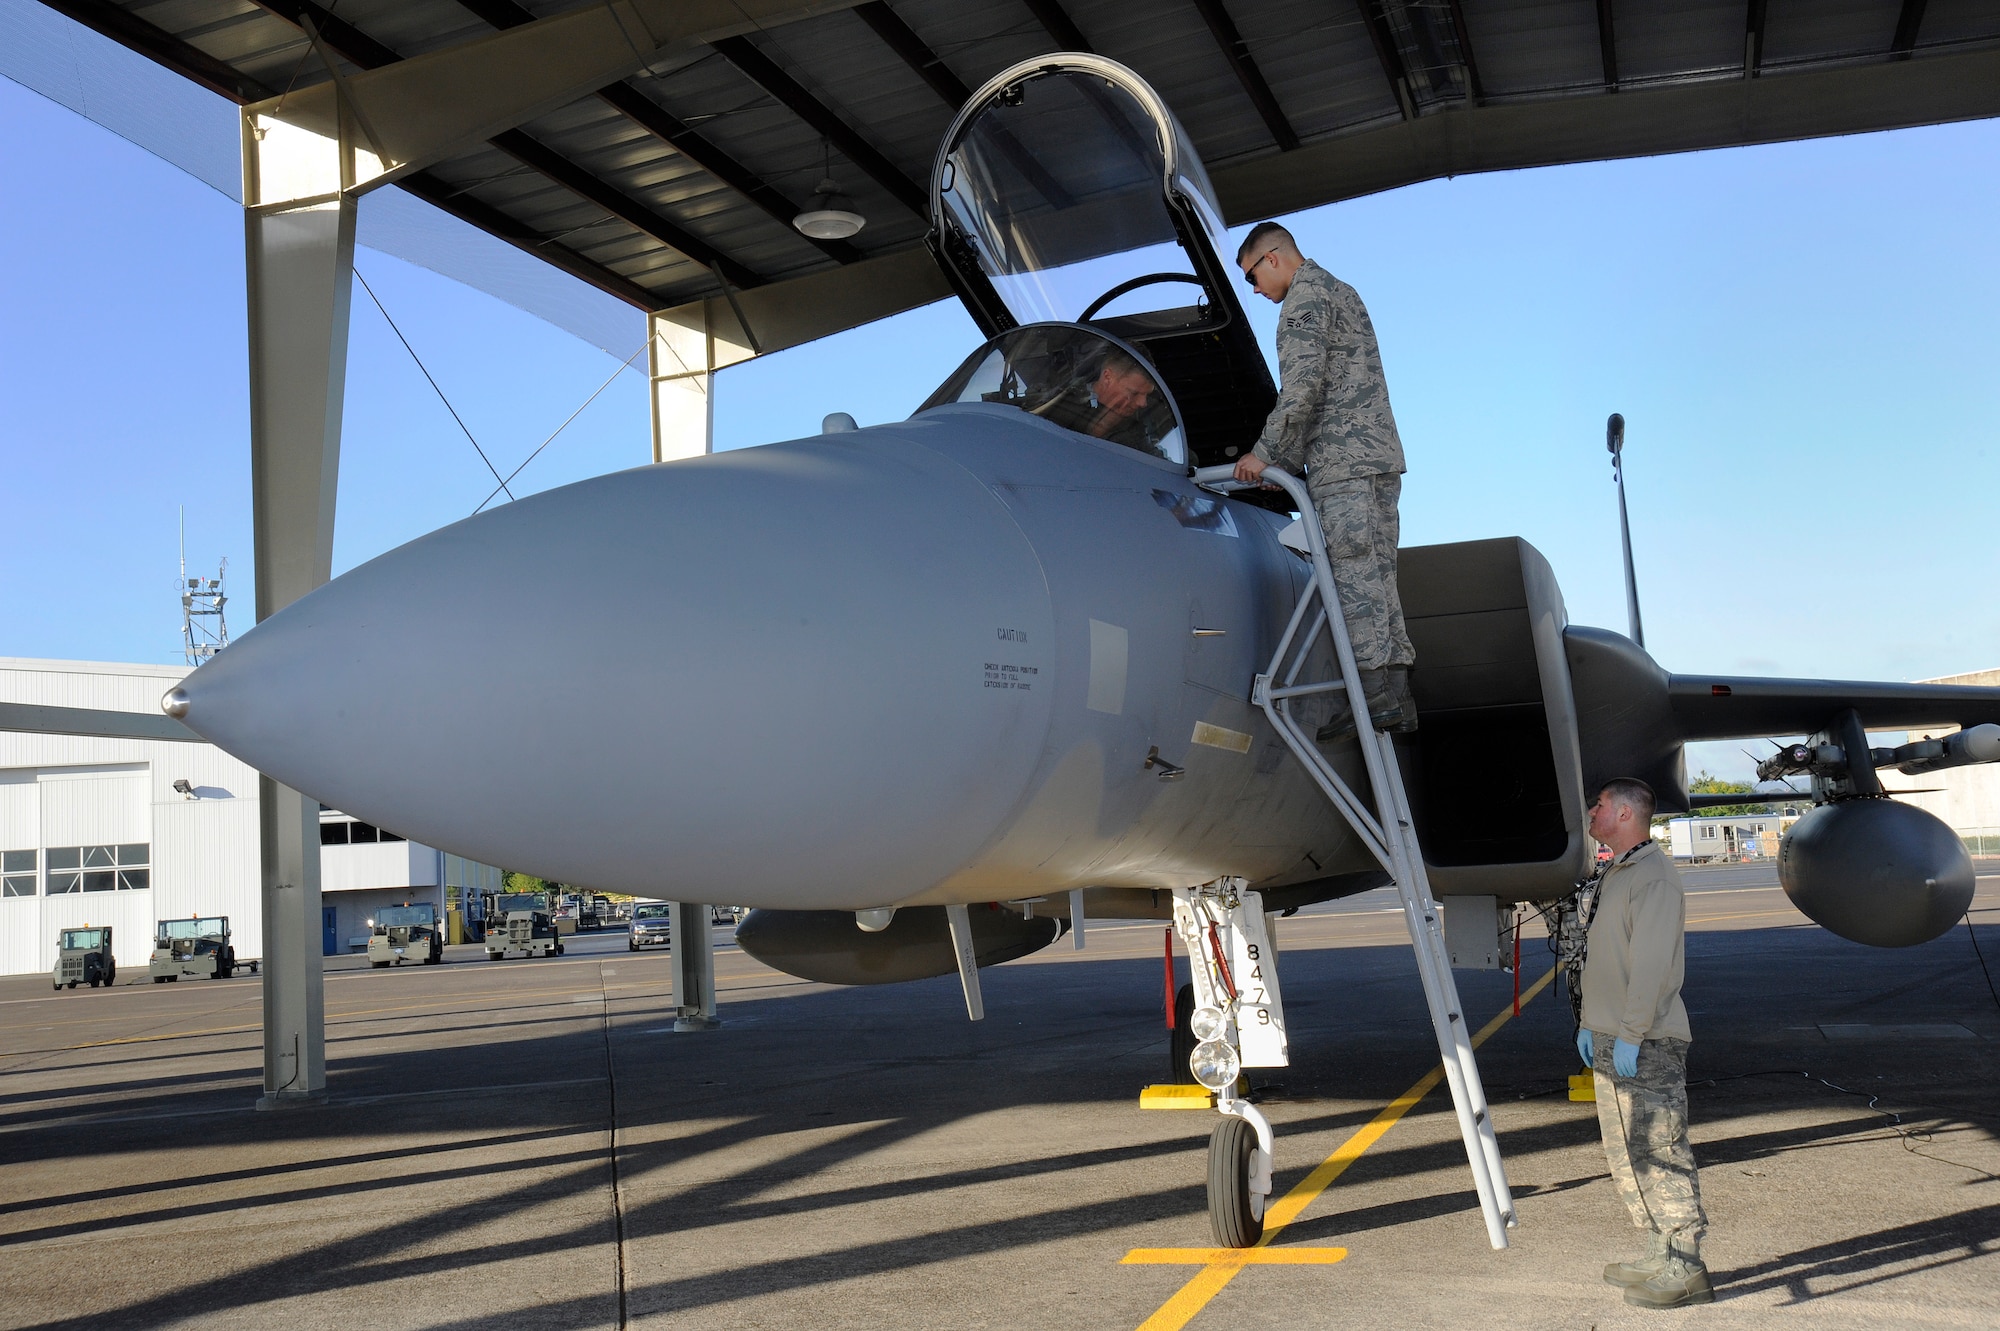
[1172,879,1287,1247]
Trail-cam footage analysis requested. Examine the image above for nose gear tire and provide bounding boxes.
[1207,1114,1266,1247]
[1169,983,1196,1081]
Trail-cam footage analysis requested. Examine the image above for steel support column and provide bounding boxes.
[669,902,721,1029]
[648,304,756,461]
[244,193,355,1108]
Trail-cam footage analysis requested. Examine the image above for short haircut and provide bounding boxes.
[1099,346,1145,377]
[1597,777,1656,824]
[1236,221,1295,265]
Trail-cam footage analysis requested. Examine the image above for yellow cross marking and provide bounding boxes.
[1122,1248,1347,1265]
[1124,965,1560,1331]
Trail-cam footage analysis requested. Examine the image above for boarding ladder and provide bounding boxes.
[1192,464,1518,1251]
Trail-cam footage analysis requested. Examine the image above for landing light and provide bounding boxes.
[1189,1005,1227,1042]
[1189,1040,1241,1092]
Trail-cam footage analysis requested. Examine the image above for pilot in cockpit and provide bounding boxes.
[1031,346,1160,452]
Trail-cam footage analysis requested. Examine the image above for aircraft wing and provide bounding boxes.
[1667,675,2000,740]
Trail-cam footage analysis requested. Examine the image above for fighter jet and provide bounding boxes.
[166,55,2000,1245]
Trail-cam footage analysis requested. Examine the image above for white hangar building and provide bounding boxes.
[1,658,500,978]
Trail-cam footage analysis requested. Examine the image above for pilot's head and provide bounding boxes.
[1237,222,1305,303]
[1092,350,1154,422]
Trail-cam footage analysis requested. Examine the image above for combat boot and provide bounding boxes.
[1315,669,1402,744]
[1624,1244,1714,1309]
[1603,1231,1668,1287]
[1386,665,1418,734]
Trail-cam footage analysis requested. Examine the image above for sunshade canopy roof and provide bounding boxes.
[46,0,2000,351]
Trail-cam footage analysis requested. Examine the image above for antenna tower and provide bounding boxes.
[179,510,230,666]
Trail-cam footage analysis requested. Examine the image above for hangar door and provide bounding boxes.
[0,765,154,975]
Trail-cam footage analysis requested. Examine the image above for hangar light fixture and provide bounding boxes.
[793,142,865,240]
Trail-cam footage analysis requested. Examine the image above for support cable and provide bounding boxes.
[472,341,647,515]
[1967,909,2000,1015]
[353,269,515,503]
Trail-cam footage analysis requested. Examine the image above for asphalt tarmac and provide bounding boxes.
[2,867,1997,1330]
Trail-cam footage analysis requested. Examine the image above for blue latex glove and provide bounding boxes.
[1613,1038,1641,1078]
[1575,1028,1594,1066]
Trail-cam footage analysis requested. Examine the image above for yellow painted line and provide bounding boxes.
[1127,966,1559,1331]
[1687,909,1805,925]
[1123,1248,1347,1266]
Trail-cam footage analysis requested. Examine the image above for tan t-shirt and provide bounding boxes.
[1580,840,1692,1044]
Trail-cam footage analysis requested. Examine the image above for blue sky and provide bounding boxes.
[4,74,1996,780]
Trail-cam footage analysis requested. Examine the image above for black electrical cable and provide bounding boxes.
[1966,910,2000,1016]
[353,269,515,503]
[597,966,629,1330]
[1686,1069,1999,1182]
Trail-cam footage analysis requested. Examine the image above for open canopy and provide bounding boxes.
[929,55,1274,473]
[933,56,1231,335]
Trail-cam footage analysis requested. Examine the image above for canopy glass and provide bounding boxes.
[919,324,1185,464]
[934,59,1231,332]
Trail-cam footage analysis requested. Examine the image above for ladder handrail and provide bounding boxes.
[1192,463,1518,1250]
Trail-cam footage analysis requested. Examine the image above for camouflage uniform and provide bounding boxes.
[1592,1034,1707,1250]
[1250,260,1415,673]
[1582,840,1708,1256]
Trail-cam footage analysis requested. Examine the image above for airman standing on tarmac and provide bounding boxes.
[1580,777,1713,1309]
[1230,221,1416,739]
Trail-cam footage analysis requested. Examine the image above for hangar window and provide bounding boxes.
[322,818,406,845]
[918,323,1184,464]
[3,850,34,897]
[44,844,149,893]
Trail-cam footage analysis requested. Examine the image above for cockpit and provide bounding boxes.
[919,324,1185,465]
[920,55,1276,475]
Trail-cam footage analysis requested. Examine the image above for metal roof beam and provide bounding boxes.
[711,35,930,217]
[393,172,667,308]
[1891,0,1929,58]
[854,3,973,105]
[43,0,662,308]
[1215,43,2000,222]
[1597,0,1620,91]
[1356,2,1416,121]
[1188,0,1300,151]
[1444,0,1485,102]
[1745,0,1769,77]
[37,0,269,102]
[593,85,863,263]
[248,2,821,287]
[241,1,869,189]
[451,0,861,263]
[488,130,762,287]
[1022,0,1093,53]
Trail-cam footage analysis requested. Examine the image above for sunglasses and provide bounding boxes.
[1242,251,1274,286]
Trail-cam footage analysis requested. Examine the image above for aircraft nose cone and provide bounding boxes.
[175,432,1055,908]
[161,687,190,719]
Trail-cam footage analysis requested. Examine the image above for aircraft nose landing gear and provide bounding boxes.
[1173,879,1287,1247]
